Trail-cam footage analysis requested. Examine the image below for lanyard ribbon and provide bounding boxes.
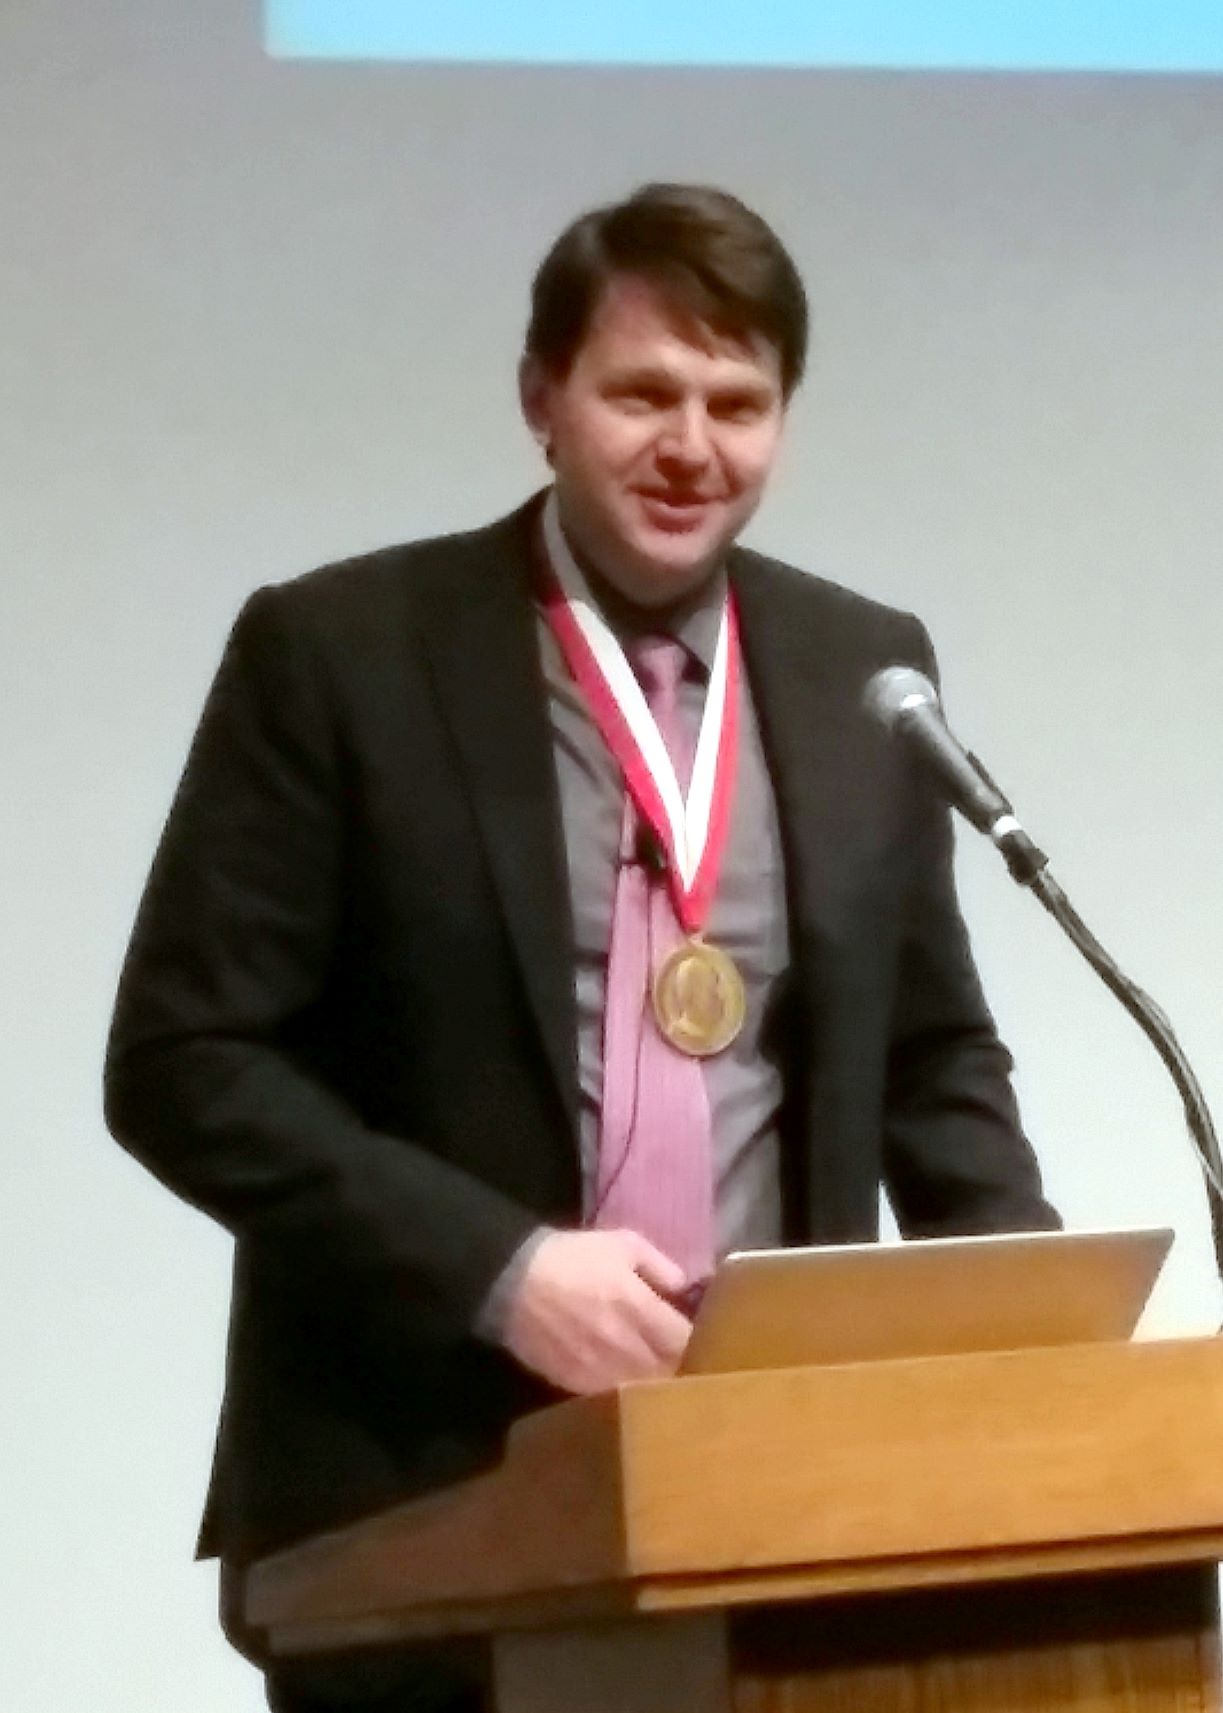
[539,493,740,936]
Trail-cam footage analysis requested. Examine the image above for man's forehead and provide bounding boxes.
[582,273,779,374]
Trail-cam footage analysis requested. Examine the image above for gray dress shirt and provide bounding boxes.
[479,561,791,1334]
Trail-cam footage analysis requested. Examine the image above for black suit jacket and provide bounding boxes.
[104,497,1056,1568]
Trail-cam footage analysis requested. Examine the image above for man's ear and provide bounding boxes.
[518,355,553,455]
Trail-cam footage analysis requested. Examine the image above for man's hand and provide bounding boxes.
[502,1228,693,1395]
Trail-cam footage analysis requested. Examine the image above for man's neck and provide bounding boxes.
[578,554,726,644]
[533,489,728,677]
[542,500,727,645]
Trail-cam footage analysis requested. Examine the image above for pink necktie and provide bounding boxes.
[592,637,715,1286]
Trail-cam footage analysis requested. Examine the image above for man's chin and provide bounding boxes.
[608,543,724,608]
[565,505,731,607]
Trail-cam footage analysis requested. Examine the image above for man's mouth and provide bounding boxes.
[635,491,718,530]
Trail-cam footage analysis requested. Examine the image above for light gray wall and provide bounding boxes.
[4,4,1221,1706]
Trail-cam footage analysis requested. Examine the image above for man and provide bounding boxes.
[105,184,1057,1711]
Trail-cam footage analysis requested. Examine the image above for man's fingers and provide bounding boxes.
[620,1232,687,1297]
[622,1270,693,1363]
[598,1316,677,1384]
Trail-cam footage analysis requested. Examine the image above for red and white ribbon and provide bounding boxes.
[539,492,740,936]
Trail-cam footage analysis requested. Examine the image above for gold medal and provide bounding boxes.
[652,938,746,1058]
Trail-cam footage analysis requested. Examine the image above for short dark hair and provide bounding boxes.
[524,183,809,399]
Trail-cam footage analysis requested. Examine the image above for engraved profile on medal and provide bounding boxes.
[652,941,746,1057]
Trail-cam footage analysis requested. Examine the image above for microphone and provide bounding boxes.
[864,665,1046,884]
[864,663,1223,1287]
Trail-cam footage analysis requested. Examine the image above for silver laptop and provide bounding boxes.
[681,1226,1173,1376]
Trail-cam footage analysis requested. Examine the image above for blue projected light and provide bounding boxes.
[268,1,1223,72]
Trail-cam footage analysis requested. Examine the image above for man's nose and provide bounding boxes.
[656,403,713,467]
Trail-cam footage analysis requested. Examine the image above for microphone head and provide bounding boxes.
[863,664,940,731]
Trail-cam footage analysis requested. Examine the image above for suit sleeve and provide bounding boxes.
[881,622,1060,1237]
[104,586,541,1339]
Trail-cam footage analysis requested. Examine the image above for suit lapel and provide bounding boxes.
[730,552,866,965]
[417,507,580,1139]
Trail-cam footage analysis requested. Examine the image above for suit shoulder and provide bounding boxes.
[733,545,931,656]
[261,516,507,616]
[231,507,530,656]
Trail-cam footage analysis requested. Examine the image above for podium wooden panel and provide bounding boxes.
[246,1337,1223,1710]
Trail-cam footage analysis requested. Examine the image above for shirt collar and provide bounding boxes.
[539,490,725,679]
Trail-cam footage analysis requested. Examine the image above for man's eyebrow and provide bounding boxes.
[603,364,775,394]
[711,376,777,397]
[603,362,679,384]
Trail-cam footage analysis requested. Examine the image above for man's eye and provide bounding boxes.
[714,397,764,422]
[615,389,665,410]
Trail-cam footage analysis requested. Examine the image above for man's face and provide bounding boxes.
[520,274,787,608]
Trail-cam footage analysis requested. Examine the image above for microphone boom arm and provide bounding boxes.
[1024,863,1223,1282]
[967,738,1223,1288]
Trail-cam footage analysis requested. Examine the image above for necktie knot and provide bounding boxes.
[631,636,688,714]
[630,635,695,788]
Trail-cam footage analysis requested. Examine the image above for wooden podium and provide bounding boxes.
[246,1337,1223,1710]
